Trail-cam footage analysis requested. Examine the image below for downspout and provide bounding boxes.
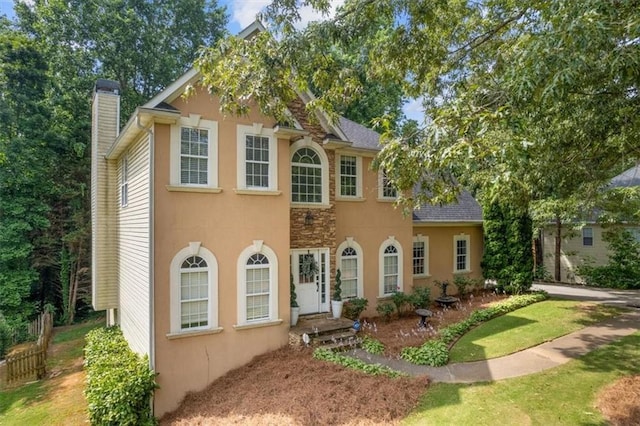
[136,115,155,415]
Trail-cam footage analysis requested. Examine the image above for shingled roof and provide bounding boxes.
[610,163,640,188]
[337,116,382,151]
[412,190,483,223]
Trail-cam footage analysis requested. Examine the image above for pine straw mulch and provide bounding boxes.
[161,290,507,425]
[597,375,640,426]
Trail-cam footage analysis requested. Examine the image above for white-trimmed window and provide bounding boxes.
[378,169,397,199]
[413,235,429,276]
[453,234,471,273]
[337,238,364,299]
[237,124,277,191]
[120,154,129,207]
[290,137,329,205]
[170,115,218,188]
[582,227,593,246]
[237,241,279,326]
[169,243,218,334]
[379,237,403,296]
[338,155,362,198]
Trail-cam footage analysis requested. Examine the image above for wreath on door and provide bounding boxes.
[301,254,319,279]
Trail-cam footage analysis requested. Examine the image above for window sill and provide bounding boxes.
[234,189,282,196]
[166,327,223,340]
[166,185,223,194]
[453,270,472,274]
[291,203,332,209]
[376,197,397,203]
[233,319,283,331]
[336,196,366,202]
[413,274,431,279]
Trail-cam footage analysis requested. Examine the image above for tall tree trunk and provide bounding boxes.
[554,215,562,282]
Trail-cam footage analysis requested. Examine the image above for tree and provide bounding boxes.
[3,1,227,324]
[196,0,639,211]
[0,19,54,325]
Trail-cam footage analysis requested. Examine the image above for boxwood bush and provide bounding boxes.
[401,292,548,366]
[84,326,158,425]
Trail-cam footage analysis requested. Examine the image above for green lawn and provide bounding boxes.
[449,300,621,362]
[405,332,640,425]
[0,319,103,426]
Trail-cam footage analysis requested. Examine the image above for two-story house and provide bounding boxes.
[91,22,483,417]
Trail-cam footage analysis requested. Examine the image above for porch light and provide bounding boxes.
[304,210,314,226]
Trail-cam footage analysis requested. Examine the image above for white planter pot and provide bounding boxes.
[290,307,300,326]
[331,300,343,319]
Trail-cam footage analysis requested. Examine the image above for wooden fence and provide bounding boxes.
[5,311,53,384]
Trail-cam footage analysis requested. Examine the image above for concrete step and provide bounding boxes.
[320,337,363,351]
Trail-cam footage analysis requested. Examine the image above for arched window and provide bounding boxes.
[169,243,218,334]
[237,241,279,326]
[337,238,364,300]
[292,147,322,203]
[379,237,403,296]
[245,253,270,322]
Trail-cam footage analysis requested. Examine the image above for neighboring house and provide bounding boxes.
[90,23,484,416]
[541,164,640,282]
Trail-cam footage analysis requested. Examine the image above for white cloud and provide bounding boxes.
[403,96,426,123]
[229,0,345,31]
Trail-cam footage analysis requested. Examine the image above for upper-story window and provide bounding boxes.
[582,227,593,246]
[120,154,129,207]
[454,234,471,273]
[339,155,361,198]
[169,116,218,189]
[378,169,397,200]
[292,148,322,203]
[181,127,209,185]
[237,124,278,192]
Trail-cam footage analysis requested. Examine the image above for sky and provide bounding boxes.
[0,0,423,121]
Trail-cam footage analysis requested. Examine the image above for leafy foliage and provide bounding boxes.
[84,326,158,425]
[577,228,640,289]
[0,313,12,359]
[312,348,404,378]
[408,286,431,309]
[375,302,395,322]
[401,292,548,366]
[361,336,385,355]
[391,291,411,316]
[482,201,534,294]
[343,297,368,320]
[333,269,342,301]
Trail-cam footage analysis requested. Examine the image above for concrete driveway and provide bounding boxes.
[532,282,640,307]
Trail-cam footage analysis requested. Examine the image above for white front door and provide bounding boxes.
[291,249,330,315]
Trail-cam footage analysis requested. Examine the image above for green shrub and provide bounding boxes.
[376,302,395,322]
[0,313,11,359]
[401,292,548,366]
[391,291,411,316]
[313,348,404,377]
[361,336,385,355]
[577,228,640,289]
[343,297,368,320]
[409,286,431,309]
[84,326,158,425]
[453,275,474,298]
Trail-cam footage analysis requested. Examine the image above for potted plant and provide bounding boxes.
[290,273,300,326]
[332,269,343,319]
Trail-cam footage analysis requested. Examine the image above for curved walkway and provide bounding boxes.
[352,285,640,382]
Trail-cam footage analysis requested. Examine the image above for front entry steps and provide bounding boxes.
[289,315,361,350]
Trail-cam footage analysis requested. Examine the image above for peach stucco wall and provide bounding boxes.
[412,225,484,296]
[152,89,291,416]
[335,155,413,316]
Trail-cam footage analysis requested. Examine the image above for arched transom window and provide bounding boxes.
[340,247,358,299]
[383,245,399,295]
[291,147,322,203]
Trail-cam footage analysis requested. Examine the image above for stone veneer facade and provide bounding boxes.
[288,99,337,288]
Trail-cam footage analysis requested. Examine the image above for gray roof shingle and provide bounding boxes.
[337,116,381,151]
[610,164,640,188]
[412,190,483,223]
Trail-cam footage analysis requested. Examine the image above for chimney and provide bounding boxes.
[91,79,120,315]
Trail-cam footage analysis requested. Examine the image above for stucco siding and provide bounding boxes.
[91,91,119,310]
[118,134,151,356]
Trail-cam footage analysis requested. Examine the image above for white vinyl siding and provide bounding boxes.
[118,134,151,356]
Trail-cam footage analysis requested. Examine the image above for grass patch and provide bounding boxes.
[449,300,621,362]
[405,332,640,425]
[0,320,101,425]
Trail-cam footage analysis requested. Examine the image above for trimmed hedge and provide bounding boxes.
[401,292,548,366]
[84,326,158,425]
